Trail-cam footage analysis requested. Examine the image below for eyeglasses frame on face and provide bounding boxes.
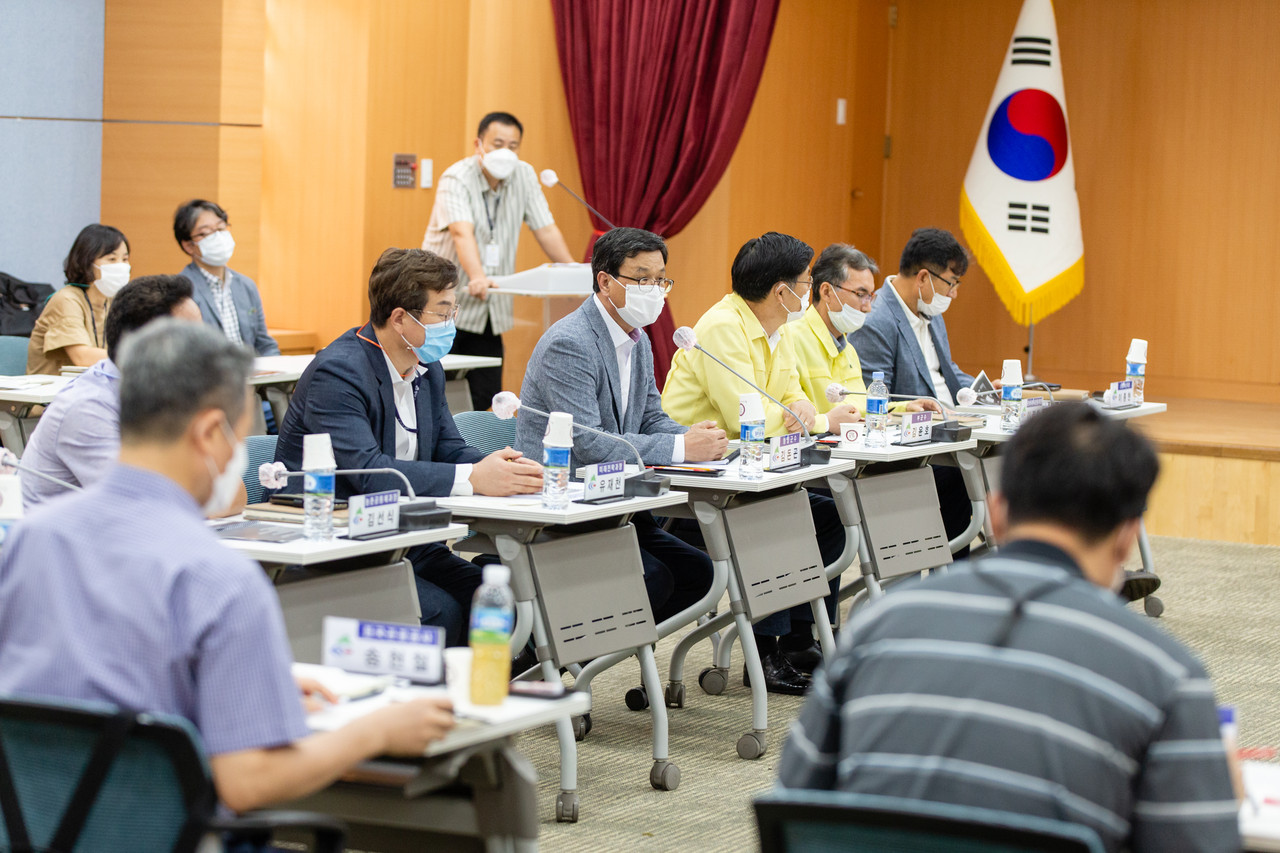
[612,273,675,295]
[414,304,458,325]
[190,222,230,242]
[831,283,875,306]
[926,269,962,296]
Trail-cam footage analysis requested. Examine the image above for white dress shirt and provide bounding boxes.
[592,296,684,462]
[887,277,955,407]
[381,352,473,495]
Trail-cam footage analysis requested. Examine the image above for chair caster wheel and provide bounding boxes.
[572,713,592,741]
[555,791,579,822]
[625,686,649,711]
[664,681,685,708]
[650,760,681,791]
[1144,595,1164,618]
[736,731,767,760]
[698,666,728,695]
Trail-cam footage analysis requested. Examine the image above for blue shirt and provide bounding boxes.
[20,359,121,509]
[0,465,308,755]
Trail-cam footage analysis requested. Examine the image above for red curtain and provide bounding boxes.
[551,0,780,388]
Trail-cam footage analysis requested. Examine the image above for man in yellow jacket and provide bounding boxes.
[662,232,857,695]
[790,243,940,418]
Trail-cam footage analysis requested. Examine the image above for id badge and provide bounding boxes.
[482,241,501,270]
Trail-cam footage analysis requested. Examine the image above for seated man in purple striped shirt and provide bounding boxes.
[0,320,454,813]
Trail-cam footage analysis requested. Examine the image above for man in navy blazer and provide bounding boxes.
[276,248,543,644]
[515,227,722,628]
[853,227,976,551]
[174,199,280,356]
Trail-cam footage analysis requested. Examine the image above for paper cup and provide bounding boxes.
[443,647,473,708]
[840,422,862,445]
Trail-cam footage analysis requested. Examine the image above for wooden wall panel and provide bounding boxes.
[1145,453,1280,546]
[885,0,1280,403]
[103,0,222,122]
[217,125,263,282]
[220,0,266,124]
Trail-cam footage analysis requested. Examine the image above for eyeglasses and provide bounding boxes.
[191,223,229,242]
[613,273,675,294]
[417,305,458,324]
[927,269,961,295]
[834,284,875,305]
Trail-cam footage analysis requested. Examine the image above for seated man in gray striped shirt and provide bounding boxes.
[778,402,1240,852]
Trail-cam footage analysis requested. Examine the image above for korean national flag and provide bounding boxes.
[959,0,1083,326]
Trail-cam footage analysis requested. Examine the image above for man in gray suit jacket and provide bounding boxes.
[174,199,280,356]
[516,227,722,627]
[853,227,975,552]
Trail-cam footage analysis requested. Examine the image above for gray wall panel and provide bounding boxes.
[0,0,105,119]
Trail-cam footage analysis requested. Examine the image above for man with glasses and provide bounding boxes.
[515,227,720,628]
[274,248,543,644]
[853,228,976,551]
[174,199,280,356]
[791,243,942,419]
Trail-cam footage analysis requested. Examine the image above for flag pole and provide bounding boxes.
[1024,306,1038,384]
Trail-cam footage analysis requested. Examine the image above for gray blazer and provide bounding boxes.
[515,297,686,468]
[852,282,973,401]
[179,262,280,356]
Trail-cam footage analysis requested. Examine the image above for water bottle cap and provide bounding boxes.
[302,433,335,469]
[544,411,574,446]
[1126,338,1148,363]
[872,371,884,381]
[738,392,765,422]
[483,564,510,586]
[1001,359,1023,386]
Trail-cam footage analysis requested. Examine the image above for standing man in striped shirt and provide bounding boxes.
[778,402,1240,852]
[422,112,576,411]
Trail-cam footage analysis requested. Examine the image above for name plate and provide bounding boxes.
[900,411,934,444]
[323,616,443,681]
[583,460,626,500]
[349,490,399,538]
[767,432,803,471]
[1103,379,1135,408]
[1022,396,1046,420]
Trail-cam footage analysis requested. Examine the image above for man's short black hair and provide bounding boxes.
[811,244,879,302]
[899,227,969,278]
[104,274,194,362]
[173,199,229,246]
[590,227,668,293]
[477,112,523,138]
[730,232,813,303]
[1000,402,1159,543]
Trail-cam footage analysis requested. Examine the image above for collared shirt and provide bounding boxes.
[591,296,684,462]
[422,156,556,336]
[0,465,309,757]
[778,539,1240,853]
[197,264,243,345]
[26,284,110,375]
[20,358,121,508]
[380,351,473,495]
[886,277,954,407]
[662,292,829,437]
[787,305,908,417]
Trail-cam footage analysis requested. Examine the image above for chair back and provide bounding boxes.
[0,337,28,376]
[0,695,214,853]
[453,410,517,456]
[755,790,1105,853]
[244,434,279,504]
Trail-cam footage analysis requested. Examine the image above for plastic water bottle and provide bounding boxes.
[1000,359,1024,433]
[865,372,889,449]
[738,393,767,480]
[541,411,573,510]
[302,433,336,541]
[1126,338,1147,404]
[469,564,515,706]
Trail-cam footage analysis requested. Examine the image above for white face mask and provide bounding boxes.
[197,229,235,267]
[479,147,519,181]
[827,294,867,334]
[917,272,952,317]
[203,421,247,515]
[609,279,666,328]
[780,284,809,324]
[93,262,130,298]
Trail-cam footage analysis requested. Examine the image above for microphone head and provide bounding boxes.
[673,326,698,351]
[0,449,17,475]
[259,461,289,490]
[825,383,847,404]
[539,169,559,188]
[956,387,978,407]
[492,391,521,420]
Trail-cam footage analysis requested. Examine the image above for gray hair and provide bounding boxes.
[118,319,254,442]
[811,243,880,301]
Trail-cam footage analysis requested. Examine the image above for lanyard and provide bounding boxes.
[75,285,101,347]
[356,324,420,433]
[483,191,501,234]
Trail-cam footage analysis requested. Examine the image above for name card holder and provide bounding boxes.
[896,411,934,446]
[766,432,803,472]
[323,615,443,683]
[347,490,400,539]
[577,460,627,504]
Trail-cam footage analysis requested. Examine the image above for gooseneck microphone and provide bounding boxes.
[539,169,617,230]
[826,382,955,416]
[492,392,668,497]
[674,327,829,466]
[0,449,81,492]
[259,462,418,499]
